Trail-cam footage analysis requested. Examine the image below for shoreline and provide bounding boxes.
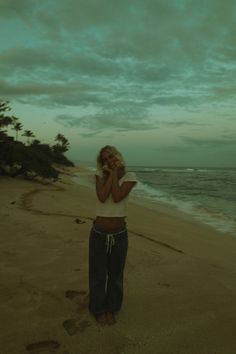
[72,166,235,237]
[1,166,236,353]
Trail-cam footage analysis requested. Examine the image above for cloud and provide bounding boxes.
[54,101,158,134]
[0,0,37,17]
[158,120,205,127]
[2,0,236,62]
[181,136,236,147]
[212,85,236,100]
[1,0,236,122]
[154,145,192,153]
[0,78,89,96]
[0,78,112,109]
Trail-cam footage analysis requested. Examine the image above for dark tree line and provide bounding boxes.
[0,100,74,180]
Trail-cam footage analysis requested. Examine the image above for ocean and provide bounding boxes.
[130,166,236,235]
[73,165,236,235]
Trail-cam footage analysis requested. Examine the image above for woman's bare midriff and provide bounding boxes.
[95,216,126,232]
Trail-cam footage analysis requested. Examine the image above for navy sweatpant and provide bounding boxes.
[89,226,128,314]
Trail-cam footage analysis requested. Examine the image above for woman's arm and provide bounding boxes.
[95,171,113,203]
[111,169,136,203]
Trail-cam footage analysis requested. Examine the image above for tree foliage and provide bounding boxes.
[0,99,74,180]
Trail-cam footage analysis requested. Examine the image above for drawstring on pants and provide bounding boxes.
[92,225,126,254]
[106,234,115,254]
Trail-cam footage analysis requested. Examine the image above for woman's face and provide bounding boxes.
[101,150,121,169]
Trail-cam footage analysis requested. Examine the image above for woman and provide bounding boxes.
[89,145,137,325]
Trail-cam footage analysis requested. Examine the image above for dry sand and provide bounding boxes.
[1,166,236,354]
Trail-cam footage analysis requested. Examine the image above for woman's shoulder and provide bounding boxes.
[121,171,137,182]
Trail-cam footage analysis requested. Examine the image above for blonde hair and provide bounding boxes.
[96,145,125,170]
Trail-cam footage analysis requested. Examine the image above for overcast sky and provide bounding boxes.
[0,0,236,167]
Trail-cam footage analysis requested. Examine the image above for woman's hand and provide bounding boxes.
[102,157,123,177]
[111,160,125,181]
[102,164,113,174]
[115,159,122,168]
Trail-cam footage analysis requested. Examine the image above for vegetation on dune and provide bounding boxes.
[0,100,74,180]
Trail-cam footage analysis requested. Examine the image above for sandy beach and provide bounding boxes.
[1,166,236,354]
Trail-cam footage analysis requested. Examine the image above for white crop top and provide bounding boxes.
[95,170,137,217]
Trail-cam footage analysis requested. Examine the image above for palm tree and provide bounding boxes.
[22,130,35,145]
[0,116,13,130]
[0,101,13,142]
[0,130,9,142]
[0,100,11,115]
[54,133,70,152]
[61,136,70,151]
[0,101,12,130]
[55,133,65,144]
[12,117,23,141]
[31,139,41,146]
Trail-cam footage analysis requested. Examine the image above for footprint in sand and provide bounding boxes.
[158,282,170,287]
[65,290,87,298]
[63,318,90,335]
[26,340,60,353]
[75,218,86,224]
[63,290,90,335]
[65,290,88,309]
[19,189,40,210]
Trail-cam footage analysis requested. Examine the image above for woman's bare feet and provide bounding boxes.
[94,313,107,325]
[94,312,116,325]
[106,312,116,325]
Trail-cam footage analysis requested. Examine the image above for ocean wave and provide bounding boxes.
[133,180,236,234]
